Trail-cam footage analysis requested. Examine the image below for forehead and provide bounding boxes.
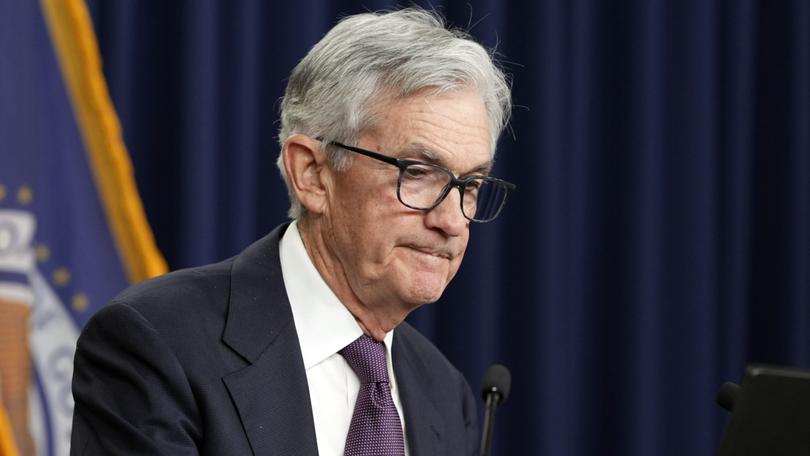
[364,88,493,172]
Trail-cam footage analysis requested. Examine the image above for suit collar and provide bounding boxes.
[393,326,444,456]
[223,223,291,362]
[221,223,319,455]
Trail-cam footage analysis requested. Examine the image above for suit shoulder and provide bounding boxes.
[121,258,232,302]
[94,258,236,331]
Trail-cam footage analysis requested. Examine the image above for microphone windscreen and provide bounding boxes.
[716,381,741,411]
[481,364,512,403]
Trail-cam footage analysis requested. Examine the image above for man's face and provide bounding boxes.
[322,88,492,310]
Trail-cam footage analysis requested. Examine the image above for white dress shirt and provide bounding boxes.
[279,221,410,455]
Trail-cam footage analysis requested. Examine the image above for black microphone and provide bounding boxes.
[716,381,741,412]
[480,364,511,456]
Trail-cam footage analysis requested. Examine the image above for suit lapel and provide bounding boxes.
[222,321,318,456]
[221,225,319,455]
[393,329,444,456]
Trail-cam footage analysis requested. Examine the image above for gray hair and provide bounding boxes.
[276,8,512,219]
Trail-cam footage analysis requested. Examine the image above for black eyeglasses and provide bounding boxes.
[327,141,515,223]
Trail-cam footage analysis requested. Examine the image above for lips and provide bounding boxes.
[405,244,454,260]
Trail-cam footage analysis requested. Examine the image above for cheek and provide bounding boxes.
[330,194,398,268]
[333,172,399,220]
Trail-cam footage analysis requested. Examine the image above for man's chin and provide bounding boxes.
[400,279,449,306]
[389,255,456,305]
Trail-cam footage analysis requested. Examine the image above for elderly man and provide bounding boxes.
[70,8,514,456]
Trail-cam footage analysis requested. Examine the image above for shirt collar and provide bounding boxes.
[279,220,394,370]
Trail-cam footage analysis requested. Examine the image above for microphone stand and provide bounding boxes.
[479,363,511,456]
[480,389,502,456]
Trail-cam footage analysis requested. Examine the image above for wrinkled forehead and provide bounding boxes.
[363,88,493,173]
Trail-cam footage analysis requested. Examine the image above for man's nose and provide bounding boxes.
[423,188,467,236]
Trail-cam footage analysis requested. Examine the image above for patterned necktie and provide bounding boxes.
[340,335,406,456]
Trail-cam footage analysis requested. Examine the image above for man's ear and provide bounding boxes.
[282,135,331,214]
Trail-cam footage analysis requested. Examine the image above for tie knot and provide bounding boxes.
[340,335,389,384]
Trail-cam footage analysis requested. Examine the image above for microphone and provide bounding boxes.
[480,364,511,456]
[716,381,741,412]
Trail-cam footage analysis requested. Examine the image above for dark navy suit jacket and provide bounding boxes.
[70,224,479,455]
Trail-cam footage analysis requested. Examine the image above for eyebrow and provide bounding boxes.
[397,142,493,176]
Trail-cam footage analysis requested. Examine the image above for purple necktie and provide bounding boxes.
[340,335,406,456]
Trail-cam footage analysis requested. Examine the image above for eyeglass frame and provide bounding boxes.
[324,140,516,223]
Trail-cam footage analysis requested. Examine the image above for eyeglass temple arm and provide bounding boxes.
[329,141,403,167]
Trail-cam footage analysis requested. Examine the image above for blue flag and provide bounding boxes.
[0,1,166,455]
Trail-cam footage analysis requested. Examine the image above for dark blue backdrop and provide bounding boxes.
[88,1,810,455]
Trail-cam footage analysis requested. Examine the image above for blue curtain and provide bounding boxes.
[88,1,810,455]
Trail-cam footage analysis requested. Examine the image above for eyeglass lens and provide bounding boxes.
[398,163,508,222]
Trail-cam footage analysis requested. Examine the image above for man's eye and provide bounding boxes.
[404,166,431,179]
[465,180,482,192]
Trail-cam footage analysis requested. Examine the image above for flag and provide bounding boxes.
[0,401,20,456]
[0,1,167,455]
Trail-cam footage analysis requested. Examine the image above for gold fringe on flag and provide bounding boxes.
[40,0,167,283]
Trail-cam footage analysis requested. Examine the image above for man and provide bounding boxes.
[70,8,514,456]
